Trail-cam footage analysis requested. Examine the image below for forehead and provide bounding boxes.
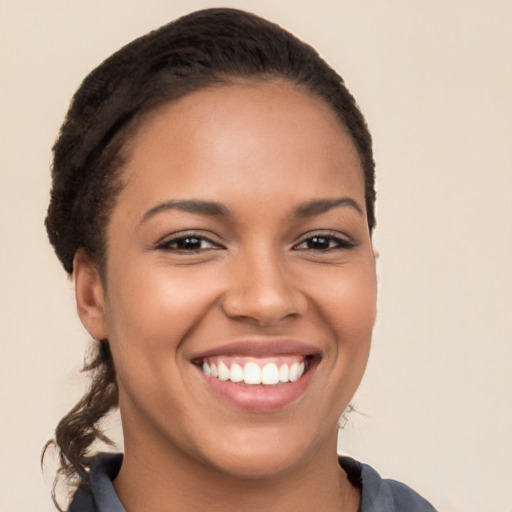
[119,82,365,212]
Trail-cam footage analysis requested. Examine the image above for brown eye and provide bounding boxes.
[157,234,221,252]
[305,236,332,250]
[174,236,204,250]
[294,233,355,251]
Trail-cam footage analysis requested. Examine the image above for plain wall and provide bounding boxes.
[1,1,511,511]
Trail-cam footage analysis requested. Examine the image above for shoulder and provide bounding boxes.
[68,453,124,512]
[338,456,437,512]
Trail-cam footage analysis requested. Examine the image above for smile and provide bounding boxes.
[190,340,320,411]
[201,356,307,385]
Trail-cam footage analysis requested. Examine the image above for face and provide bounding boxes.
[76,82,377,480]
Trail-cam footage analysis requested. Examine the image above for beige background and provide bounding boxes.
[1,1,511,511]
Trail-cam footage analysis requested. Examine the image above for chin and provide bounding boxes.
[204,449,305,481]
[195,423,333,481]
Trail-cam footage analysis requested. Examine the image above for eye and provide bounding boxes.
[293,232,355,251]
[156,232,222,253]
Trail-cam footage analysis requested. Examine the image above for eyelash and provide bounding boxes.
[156,231,355,253]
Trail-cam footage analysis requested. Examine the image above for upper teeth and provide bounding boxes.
[202,359,305,385]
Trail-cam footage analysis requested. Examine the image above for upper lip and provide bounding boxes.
[189,339,320,361]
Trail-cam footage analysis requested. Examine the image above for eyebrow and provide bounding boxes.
[141,200,231,223]
[294,197,364,217]
[141,196,363,224]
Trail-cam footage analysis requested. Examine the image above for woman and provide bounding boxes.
[44,8,436,512]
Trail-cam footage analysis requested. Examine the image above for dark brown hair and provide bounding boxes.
[44,7,376,508]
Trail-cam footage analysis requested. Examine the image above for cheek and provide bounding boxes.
[316,262,377,388]
[103,265,220,379]
[318,260,377,340]
[106,265,212,331]
[101,267,216,417]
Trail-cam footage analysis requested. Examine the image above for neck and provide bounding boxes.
[114,430,359,512]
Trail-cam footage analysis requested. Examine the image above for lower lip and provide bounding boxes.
[196,364,316,412]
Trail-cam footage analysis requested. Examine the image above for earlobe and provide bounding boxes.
[73,250,108,340]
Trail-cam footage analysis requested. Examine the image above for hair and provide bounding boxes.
[44,7,376,508]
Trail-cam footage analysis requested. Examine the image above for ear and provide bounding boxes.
[73,250,108,340]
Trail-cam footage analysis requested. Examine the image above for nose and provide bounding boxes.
[221,250,307,327]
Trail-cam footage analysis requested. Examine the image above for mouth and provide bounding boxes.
[190,340,320,412]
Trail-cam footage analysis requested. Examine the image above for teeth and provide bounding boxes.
[230,363,244,383]
[289,362,305,382]
[279,363,289,382]
[244,362,262,384]
[289,362,299,382]
[201,358,307,385]
[261,363,279,385]
[218,361,230,381]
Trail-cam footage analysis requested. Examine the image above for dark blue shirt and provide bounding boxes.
[69,453,436,511]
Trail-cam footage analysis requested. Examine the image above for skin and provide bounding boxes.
[74,81,377,512]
